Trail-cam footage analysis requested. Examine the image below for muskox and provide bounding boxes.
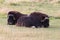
[16,16,42,28]
[30,12,49,28]
[7,11,27,25]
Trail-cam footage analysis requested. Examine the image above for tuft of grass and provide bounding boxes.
[54,17,60,19]
[10,3,20,6]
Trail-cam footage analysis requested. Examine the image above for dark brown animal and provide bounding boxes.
[30,12,49,28]
[7,11,27,25]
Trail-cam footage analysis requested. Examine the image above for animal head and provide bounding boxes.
[8,14,16,25]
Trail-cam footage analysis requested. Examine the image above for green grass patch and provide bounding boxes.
[0,13,7,18]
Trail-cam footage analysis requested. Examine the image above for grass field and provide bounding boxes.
[0,16,60,40]
[0,0,60,40]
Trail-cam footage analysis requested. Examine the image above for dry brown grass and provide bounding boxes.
[0,24,60,40]
[0,16,60,40]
